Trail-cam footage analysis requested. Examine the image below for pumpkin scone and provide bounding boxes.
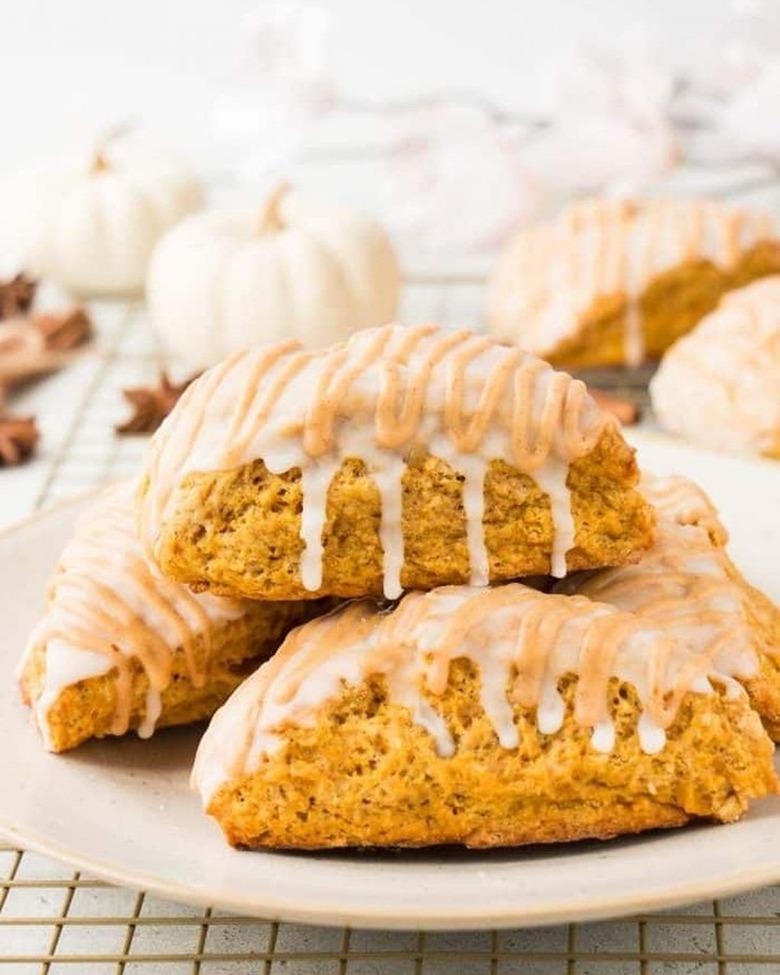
[138,324,654,602]
[488,198,780,368]
[557,475,780,739]
[650,276,780,458]
[18,484,327,752]
[192,585,777,850]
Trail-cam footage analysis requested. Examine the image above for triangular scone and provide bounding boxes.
[138,324,653,602]
[192,585,777,850]
[18,485,327,753]
[650,277,780,458]
[557,475,780,740]
[488,198,780,368]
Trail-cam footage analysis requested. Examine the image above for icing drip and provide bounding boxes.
[556,474,777,683]
[138,687,162,739]
[142,325,613,598]
[372,454,407,599]
[488,197,777,362]
[590,719,615,753]
[637,712,666,755]
[19,484,247,749]
[192,584,719,804]
[31,641,113,751]
[298,459,339,591]
[533,459,574,579]
[623,301,644,369]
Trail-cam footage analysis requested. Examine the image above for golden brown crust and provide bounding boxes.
[150,426,654,601]
[19,600,327,752]
[206,663,778,850]
[739,577,780,739]
[650,479,780,741]
[559,482,780,742]
[546,243,780,369]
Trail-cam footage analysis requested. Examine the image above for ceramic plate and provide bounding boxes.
[0,431,778,930]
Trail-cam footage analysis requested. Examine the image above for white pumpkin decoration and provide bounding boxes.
[146,184,401,369]
[3,136,203,298]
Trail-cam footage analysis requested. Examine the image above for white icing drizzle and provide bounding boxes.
[590,718,615,754]
[298,459,339,591]
[533,459,575,579]
[637,712,666,755]
[19,484,248,748]
[192,584,720,805]
[623,302,644,369]
[138,687,162,740]
[372,454,407,600]
[557,474,778,685]
[30,640,113,751]
[650,276,780,456]
[488,197,777,363]
[141,325,615,595]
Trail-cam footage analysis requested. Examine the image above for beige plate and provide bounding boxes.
[0,431,778,930]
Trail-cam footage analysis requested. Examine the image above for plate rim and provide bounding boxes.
[1,811,778,929]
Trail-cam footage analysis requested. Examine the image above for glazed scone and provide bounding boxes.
[192,586,777,850]
[138,324,654,602]
[488,198,780,368]
[650,277,780,457]
[18,485,327,752]
[557,475,780,739]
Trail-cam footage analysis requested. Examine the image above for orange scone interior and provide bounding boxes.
[557,474,780,739]
[18,484,326,752]
[488,198,780,368]
[192,586,777,850]
[139,324,654,601]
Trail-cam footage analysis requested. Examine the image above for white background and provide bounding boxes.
[4,0,780,172]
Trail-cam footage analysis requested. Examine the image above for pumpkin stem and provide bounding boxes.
[257,183,291,234]
[91,118,137,175]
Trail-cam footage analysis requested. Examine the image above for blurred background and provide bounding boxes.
[0,0,779,526]
[4,0,780,270]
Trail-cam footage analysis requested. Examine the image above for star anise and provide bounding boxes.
[0,414,39,466]
[116,371,201,435]
[0,273,37,319]
[31,306,93,351]
[591,389,641,426]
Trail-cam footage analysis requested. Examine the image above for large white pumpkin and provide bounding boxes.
[146,184,401,368]
[3,142,203,298]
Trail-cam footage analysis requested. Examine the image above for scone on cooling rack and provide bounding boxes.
[192,585,777,850]
[557,474,780,740]
[18,484,328,752]
[137,324,654,602]
[487,198,780,368]
[650,277,780,458]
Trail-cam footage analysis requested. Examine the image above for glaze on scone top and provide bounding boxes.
[557,474,780,737]
[139,324,625,597]
[191,582,734,806]
[650,276,780,457]
[488,198,777,366]
[20,484,249,747]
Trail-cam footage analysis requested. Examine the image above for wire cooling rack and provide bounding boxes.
[0,283,777,973]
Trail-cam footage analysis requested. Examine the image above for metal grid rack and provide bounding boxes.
[0,285,777,973]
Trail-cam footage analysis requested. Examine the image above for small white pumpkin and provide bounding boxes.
[4,136,203,298]
[146,184,401,368]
